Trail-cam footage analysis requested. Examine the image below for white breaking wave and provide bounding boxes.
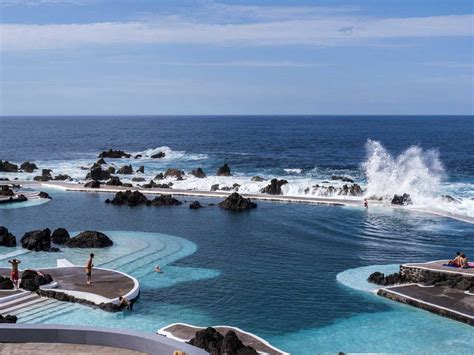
[363,140,444,201]
[132,146,208,161]
[283,168,303,174]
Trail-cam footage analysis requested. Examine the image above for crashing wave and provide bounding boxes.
[132,146,208,161]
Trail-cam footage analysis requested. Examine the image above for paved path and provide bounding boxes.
[0,343,146,354]
[404,260,474,276]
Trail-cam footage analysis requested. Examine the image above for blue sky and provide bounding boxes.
[0,0,472,115]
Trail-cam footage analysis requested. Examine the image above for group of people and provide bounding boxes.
[448,252,470,269]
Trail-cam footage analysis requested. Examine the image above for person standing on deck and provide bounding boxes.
[8,259,20,289]
[85,253,94,285]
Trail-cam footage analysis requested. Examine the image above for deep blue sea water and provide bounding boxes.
[0,116,473,353]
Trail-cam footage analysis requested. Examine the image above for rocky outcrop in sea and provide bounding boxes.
[218,193,257,211]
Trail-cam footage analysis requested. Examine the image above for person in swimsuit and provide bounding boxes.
[155,265,163,273]
[8,259,21,289]
[119,296,132,310]
[85,253,94,285]
[364,199,368,208]
[460,253,469,269]
[448,252,462,267]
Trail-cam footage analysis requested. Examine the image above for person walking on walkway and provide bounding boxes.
[85,253,94,285]
[8,258,21,289]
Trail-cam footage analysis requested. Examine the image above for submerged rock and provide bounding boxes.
[149,195,182,206]
[0,160,18,173]
[84,180,101,188]
[21,229,52,252]
[216,164,231,176]
[391,193,412,206]
[0,226,16,247]
[19,269,53,291]
[66,231,113,248]
[189,201,203,209]
[98,149,131,159]
[261,178,288,195]
[190,168,207,178]
[51,228,70,245]
[218,193,257,211]
[20,161,38,173]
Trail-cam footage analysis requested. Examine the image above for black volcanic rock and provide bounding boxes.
[53,174,71,181]
[0,160,18,173]
[105,190,149,206]
[218,193,257,211]
[190,168,206,178]
[20,161,38,173]
[136,165,145,174]
[210,184,220,191]
[117,165,133,174]
[261,178,288,195]
[367,271,408,286]
[150,195,182,206]
[0,276,14,290]
[21,229,52,252]
[154,173,164,180]
[189,201,203,209]
[132,177,146,182]
[164,168,184,180]
[0,185,14,197]
[105,176,123,186]
[66,231,113,248]
[98,149,131,159]
[0,226,16,247]
[0,314,17,323]
[86,167,111,181]
[19,269,53,291]
[52,228,70,245]
[216,164,231,176]
[331,175,354,183]
[151,152,165,159]
[391,193,412,206]
[251,176,265,182]
[38,191,51,199]
[84,180,101,188]
[96,158,107,165]
[188,327,258,355]
[33,169,53,181]
[338,184,363,196]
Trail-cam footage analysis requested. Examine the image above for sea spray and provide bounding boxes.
[362,140,445,203]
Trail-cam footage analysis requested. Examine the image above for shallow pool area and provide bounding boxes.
[1,189,473,354]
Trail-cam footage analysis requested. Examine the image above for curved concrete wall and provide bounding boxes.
[0,324,207,355]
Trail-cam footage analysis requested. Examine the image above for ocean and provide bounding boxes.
[0,115,473,353]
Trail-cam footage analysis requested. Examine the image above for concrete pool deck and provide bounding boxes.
[377,261,474,325]
[0,264,139,307]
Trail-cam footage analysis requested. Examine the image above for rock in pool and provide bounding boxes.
[21,228,53,252]
[65,231,113,248]
[105,190,149,206]
[38,191,51,199]
[218,192,257,211]
[188,327,258,355]
[0,185,14,197]
[0,275,14,290]
[0,226,16,247]
[52,228,70,245]
[149,195,182,206]
[189,201,203,209]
